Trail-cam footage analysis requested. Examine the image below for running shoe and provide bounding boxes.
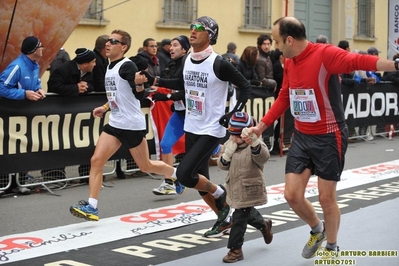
[70,200,99,221]
[302,222,327,259]
[203,220,232,238]
[215,184,231,223]
[321,246,340,261]
[152,180,177,195]
[174,179,186,195]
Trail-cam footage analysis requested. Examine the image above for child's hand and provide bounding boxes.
[242,127,261,147]
[222,141,238,162]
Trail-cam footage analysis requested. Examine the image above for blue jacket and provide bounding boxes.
[0,54,41,100]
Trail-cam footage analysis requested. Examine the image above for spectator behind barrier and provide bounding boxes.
[315,35,329,44]
[255,34,277,93]
[46,48,97,180]
[47,48,96,96]
[136,38,161,79]
[222,42,240,66]
[158,38,172,75]
[0,36,46,195]
[92,35,109,92]
[47,48,70,74]
[382,53,399,84]
[236,46,260,87]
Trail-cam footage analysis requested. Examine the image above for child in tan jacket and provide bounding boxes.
[218,111,273,263]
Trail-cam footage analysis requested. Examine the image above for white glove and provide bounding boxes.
[242,127,261,147]
[222,141,238,162]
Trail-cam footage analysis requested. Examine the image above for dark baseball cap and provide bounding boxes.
[367,47,381,55]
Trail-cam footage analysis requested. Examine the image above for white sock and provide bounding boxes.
[171,168,177,178]
[88,198,98,209]
[212,185,224,199]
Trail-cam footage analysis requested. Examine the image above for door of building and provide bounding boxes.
[294,0,332,43]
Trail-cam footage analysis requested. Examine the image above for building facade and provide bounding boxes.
[42,0,389,89]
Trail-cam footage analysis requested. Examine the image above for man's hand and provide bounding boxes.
[152,93,169,101]
[78,81,88,94]
[222,140,237,162]
[219,111,234,128]
[140,70,155,85]
[25,90,45,101]
[241,126,261,145]
[93,106,107,118]
[135,71,148,86]
[242,127,261,147]
[36,89,46,99]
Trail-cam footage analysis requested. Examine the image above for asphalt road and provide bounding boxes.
[1,137,398,265]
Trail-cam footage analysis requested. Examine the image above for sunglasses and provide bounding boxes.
[107,38,126,45]
[190,23,206,32]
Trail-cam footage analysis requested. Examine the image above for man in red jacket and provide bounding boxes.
[243,16,399,261]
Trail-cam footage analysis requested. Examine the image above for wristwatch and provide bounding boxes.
[167,93,172,99]
[395,58,399,70]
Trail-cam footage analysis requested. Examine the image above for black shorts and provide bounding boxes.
[102,124,146,149]
[286,125,348,181]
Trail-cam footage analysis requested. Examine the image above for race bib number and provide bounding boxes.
[106,91,120,114]
[289,88,320,122]
[186,90,205,120]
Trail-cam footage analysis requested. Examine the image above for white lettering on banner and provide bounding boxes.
[344,92,399,119]
[0,107,152,155]
[244,97,274,124]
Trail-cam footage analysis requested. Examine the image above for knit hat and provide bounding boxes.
[172,35,190,52]
[74,48,96,64]
[195,16,219,45]
[21,36,41,54]
[228,112,253,135]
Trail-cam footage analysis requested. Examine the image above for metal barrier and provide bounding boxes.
[120,154,185,180]
[1,156,184,196]
[9,161,117,196]
[0,174,12,193]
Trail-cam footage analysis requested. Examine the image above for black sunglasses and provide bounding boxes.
[107,38,126,45]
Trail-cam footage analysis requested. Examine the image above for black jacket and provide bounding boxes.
[92,49,108,92]
[383,71,399,84]
[236,60,258,83]
[47,60,94,97]
[154,55,185,116]
[158,48,172,75]
[136,51,161,77]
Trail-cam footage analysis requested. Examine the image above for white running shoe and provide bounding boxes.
[152,180,177,195]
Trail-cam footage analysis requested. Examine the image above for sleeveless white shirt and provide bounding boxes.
[183,52,228,138]
[105,57,146,130]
